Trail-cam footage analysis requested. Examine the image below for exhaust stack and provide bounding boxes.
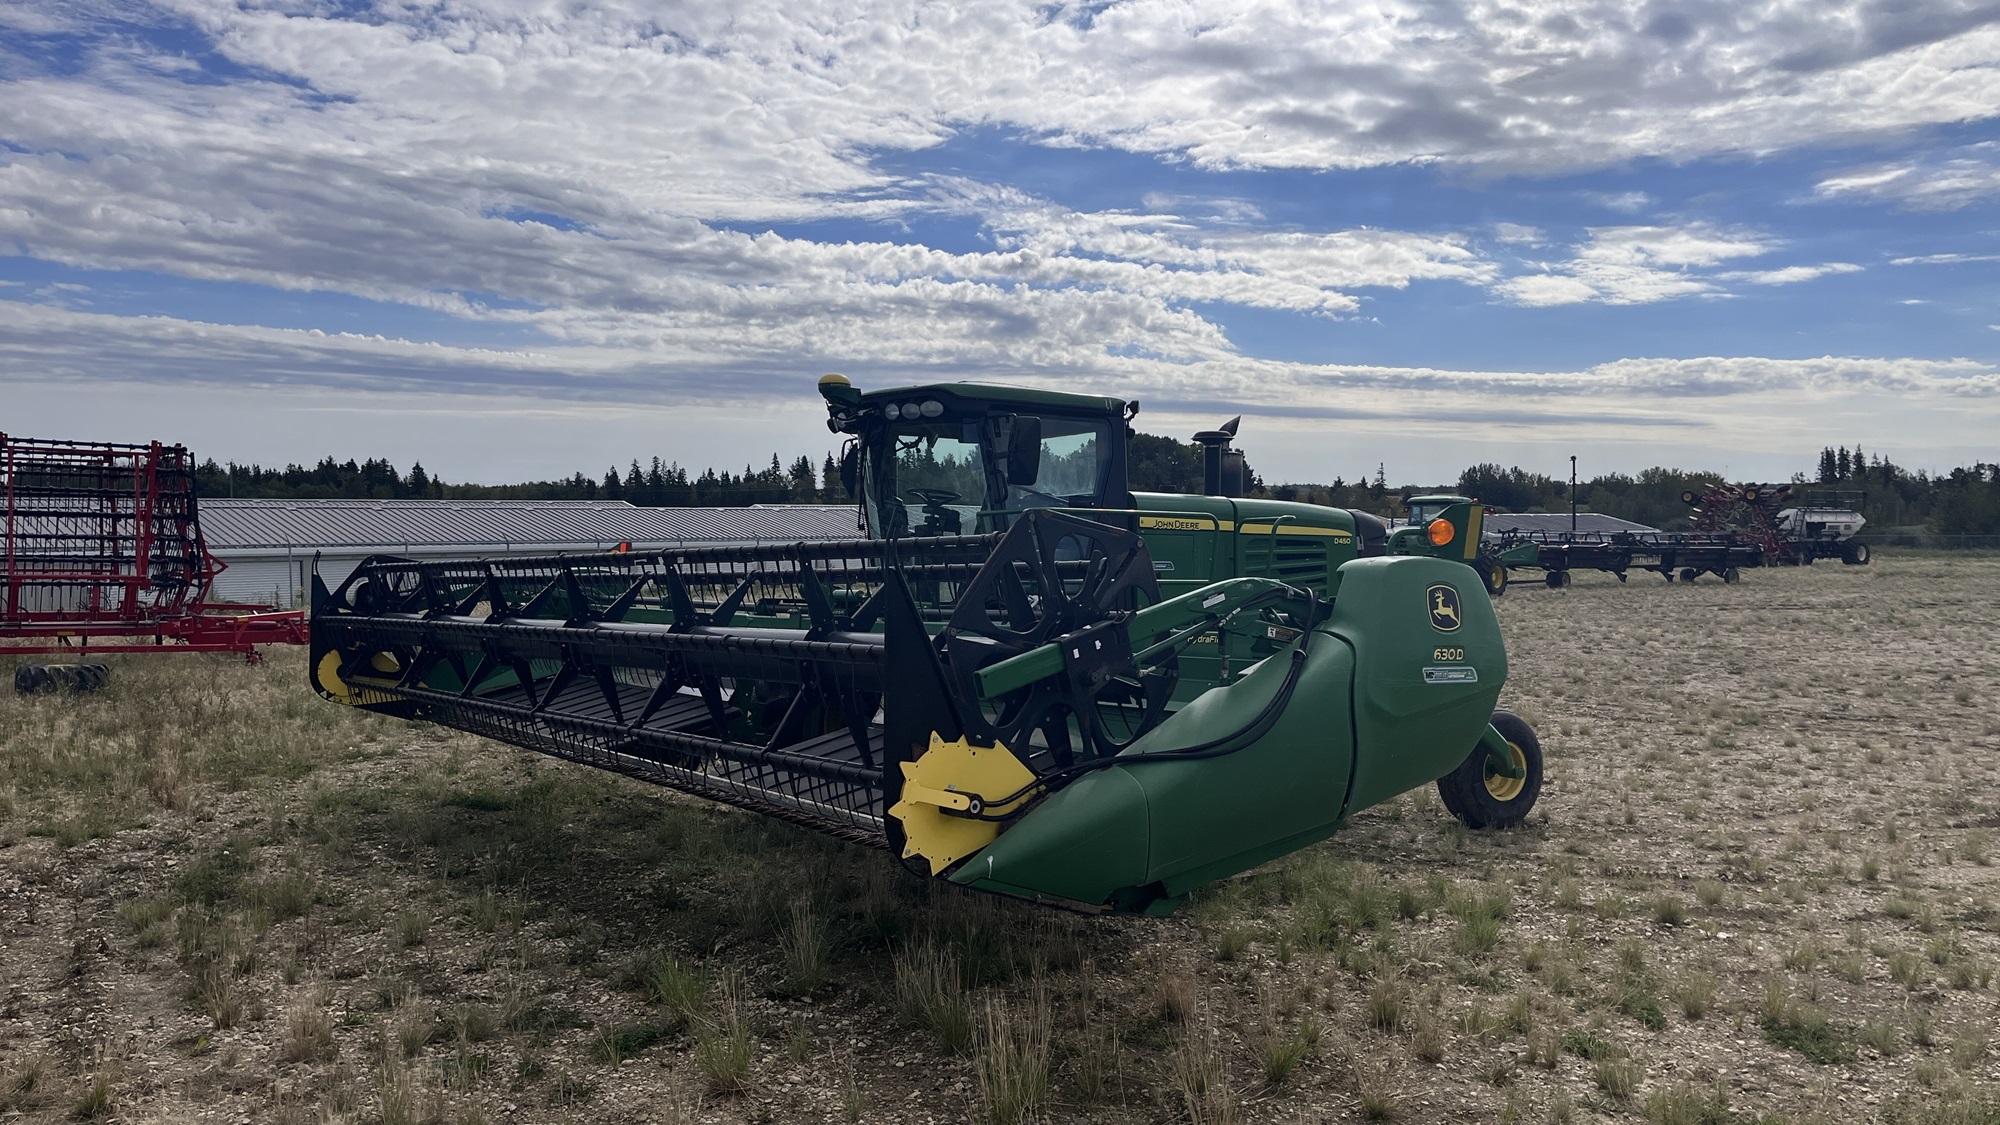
[1192,416,1245,497]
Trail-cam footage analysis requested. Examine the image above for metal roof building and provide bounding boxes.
[200,498,861,608]
[1482,512,1660,538]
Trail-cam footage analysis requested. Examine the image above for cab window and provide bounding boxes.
[866,423,986,537]
[1008,419,1107,511]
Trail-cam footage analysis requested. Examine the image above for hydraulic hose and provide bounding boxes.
[967,587,1318,819]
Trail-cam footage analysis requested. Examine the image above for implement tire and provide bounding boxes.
[1481,557,1508,598]
[1842,541,1871,566]
[1438,710,1544,830]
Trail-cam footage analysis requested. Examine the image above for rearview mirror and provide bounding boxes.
[839,441,859,498]
[1008,415,1042,487]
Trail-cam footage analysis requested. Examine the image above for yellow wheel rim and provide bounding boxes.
[1485,741,1527,802]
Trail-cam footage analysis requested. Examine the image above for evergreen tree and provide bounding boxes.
[821,454,845,503]
[788,455,817,502]
[645,457,667,507]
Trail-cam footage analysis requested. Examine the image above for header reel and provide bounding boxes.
[311,512,1281,862]
[939,512,1177,771]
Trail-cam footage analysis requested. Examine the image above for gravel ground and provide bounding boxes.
[1,553,1997,1124]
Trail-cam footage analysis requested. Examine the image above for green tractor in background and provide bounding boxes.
[308,377,1545,915]
[1389,494,1536,597]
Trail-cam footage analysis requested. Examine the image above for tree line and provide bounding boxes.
[193,441,2000,537]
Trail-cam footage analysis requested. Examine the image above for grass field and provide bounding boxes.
[2,554,1998,1124]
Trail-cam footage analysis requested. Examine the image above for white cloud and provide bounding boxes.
[1814,144,2000,209]
[1719,263,1864,285]
[1890,252,2000,265]
[1496,273,1599,307]
[5,299,1992,406]
[0,0,1988,483]
[1581,191,1654,213]
[1495,224,1787,306]
[5,299,1992,481]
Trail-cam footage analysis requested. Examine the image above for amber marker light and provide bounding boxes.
[1427,519,1454,547]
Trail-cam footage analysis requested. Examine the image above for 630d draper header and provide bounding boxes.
[309,378,1542,914]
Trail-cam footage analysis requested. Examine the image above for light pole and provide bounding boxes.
[1569,455,1577,537]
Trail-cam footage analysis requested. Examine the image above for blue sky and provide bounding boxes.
[1,1,1997,486]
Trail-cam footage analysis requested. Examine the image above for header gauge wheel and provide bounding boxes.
[1437,711,1543,830]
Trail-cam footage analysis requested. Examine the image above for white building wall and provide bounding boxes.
[207,549,487,609]
[211,558,298,608]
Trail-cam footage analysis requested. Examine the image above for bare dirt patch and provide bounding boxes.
[2,554,1998,1124]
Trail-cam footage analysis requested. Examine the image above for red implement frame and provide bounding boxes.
[0,433,307,660]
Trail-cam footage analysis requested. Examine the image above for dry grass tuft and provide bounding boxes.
[693,971,754,1094]
[894,940,976,1055]
[282,987,338,1063]
[1171,995,1235,1125]
[778,895,829,995]
[975,985,1053,1125]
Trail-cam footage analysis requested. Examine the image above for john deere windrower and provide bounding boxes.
[310,378,1543,913]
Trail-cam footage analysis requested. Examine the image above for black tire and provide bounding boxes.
[1437,710,1544,830]
[1842,541,1871,566]
[1679,567,1699,583]
[1722,567,1740,584]
[1543,571,1571,590]
[1481,558,1508,597]
[14,664,46,693]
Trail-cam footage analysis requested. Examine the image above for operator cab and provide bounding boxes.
[1403,494,1475,527]
[819,376,1133,539]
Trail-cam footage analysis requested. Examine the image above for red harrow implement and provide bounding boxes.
[0,434,307,660]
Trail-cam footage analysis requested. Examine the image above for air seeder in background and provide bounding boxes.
[309,378,1543,914]
[0,434,308,665]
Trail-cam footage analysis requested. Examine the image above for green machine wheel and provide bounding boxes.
[1437,710,1543,829]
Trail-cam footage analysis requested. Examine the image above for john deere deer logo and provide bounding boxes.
[1427,584,1462,632]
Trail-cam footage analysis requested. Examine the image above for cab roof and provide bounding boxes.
[857,382,1129,415]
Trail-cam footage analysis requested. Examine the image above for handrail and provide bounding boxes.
[975,505,1225,531]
